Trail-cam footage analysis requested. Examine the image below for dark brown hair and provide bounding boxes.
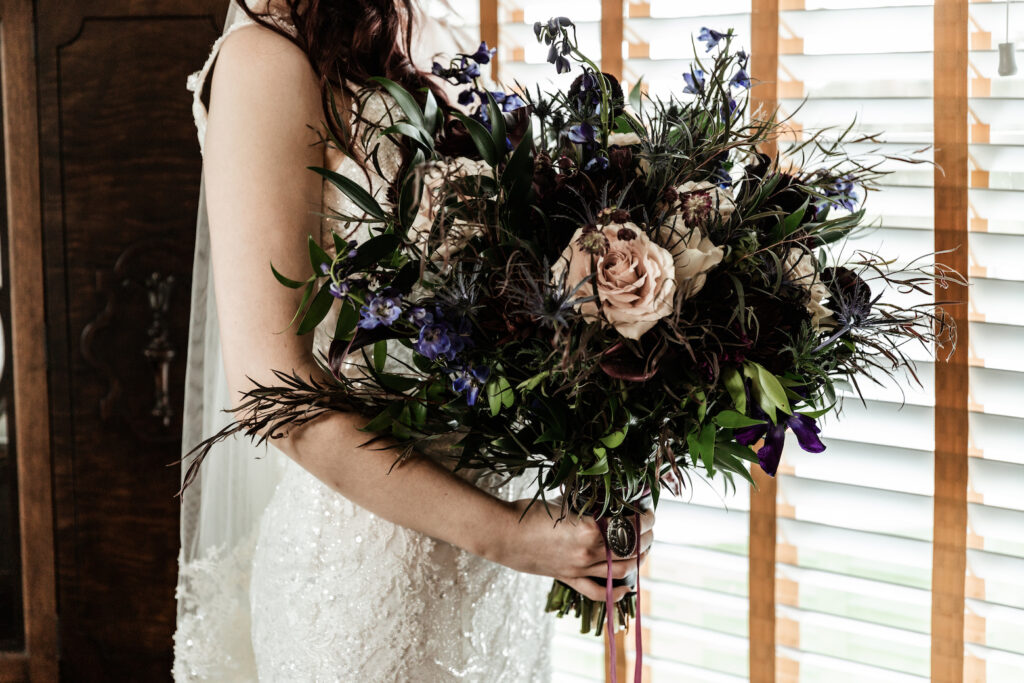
[237,0,442,150]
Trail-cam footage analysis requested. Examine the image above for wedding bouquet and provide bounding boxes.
[183,18,960,640]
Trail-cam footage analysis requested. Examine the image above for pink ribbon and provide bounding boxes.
[600,514,643,683]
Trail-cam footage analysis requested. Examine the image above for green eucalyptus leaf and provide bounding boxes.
[628,78,644,113]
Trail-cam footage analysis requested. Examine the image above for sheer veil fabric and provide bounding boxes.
[174,3,475,680]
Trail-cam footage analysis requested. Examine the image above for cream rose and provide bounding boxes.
[675,180,735,226]
[783,248,831,328]
[551,222,677,340]
[608,131,642,147]
[659,216,725,300]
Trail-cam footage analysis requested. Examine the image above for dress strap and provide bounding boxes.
[186,8,296,155]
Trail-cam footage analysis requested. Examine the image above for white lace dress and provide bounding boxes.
[179,9,552,683]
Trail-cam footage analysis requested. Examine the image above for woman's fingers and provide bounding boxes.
[561,577,633,603]
[578,550,649,580]
[639,507,655,534]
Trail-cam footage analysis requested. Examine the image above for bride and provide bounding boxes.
[175,1,654,680]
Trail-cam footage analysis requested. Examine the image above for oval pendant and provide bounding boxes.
[605,515,637,558]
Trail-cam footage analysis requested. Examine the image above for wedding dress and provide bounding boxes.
[175,3,552,680]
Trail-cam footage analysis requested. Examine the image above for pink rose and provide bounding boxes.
[551,222,677,340]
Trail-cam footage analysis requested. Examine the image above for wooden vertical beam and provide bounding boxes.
[932,1,969,682]
[1,0,59,680]
[601,0,624,79]
[749,1,779,682]
[480,0,499,82]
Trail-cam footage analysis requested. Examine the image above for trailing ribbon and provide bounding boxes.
[599,514,643,683]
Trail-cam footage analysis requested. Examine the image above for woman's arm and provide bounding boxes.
[202,26,650,601]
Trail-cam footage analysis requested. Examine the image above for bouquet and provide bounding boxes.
[183,18,961,647]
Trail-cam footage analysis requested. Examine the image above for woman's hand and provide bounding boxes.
[490,499,655,603]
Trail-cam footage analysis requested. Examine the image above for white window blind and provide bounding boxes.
[774,1,939,680]
[964,1,1024,681]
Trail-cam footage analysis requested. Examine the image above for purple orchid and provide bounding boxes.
[734,405,826,477]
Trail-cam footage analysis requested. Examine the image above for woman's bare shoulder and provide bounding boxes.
[209,21,320,133]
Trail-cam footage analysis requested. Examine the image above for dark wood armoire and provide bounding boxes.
[0,1,227,680]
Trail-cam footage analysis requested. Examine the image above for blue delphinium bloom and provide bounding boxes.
[585,156,609,172]
[730,68,750,89]
[492,91,527,112]
[683,69,705,95]
[358,290,402,329]
[721,97,738,120]
[415,322,453,360]
[828,175,859,211]
[328,280,350,299]
[554,55,572,74]
[734,406,826,477]
[737,50,749,69]
[458,89,477,106]
[451,365,491,406]
[460,56,480,80]
[407,306,433,326]
[469,41,495,64]
[697,27,729,52]
[568,122,596,144]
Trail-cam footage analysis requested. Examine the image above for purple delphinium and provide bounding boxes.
[450,365,491,406]
[697,27,729,52]
[683,69,705,95]
[415,322,453,360]
[584,156,609,172]
[568,122,596,144]
[734,404,826,477]
[328,280,350,299]
[729,68,750,89]
[358,290,402,329]
[468,41,495,64]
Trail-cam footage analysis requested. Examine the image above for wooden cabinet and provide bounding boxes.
[2,1,226,680]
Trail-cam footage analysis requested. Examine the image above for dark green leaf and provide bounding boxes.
[308,235,332,272]
[452,112,499,166]
[381,122,434,154]
[373,340,387,373]
[714,410,766,429]
[348,234,402,272]
[367,76,424,129]
[723,366,747,414]
[310,166,387,220]
[333,300,358,340]
[422,88,440,137]
[271,262,307,289]
[484,92,507,158]
[296,284,334,335]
